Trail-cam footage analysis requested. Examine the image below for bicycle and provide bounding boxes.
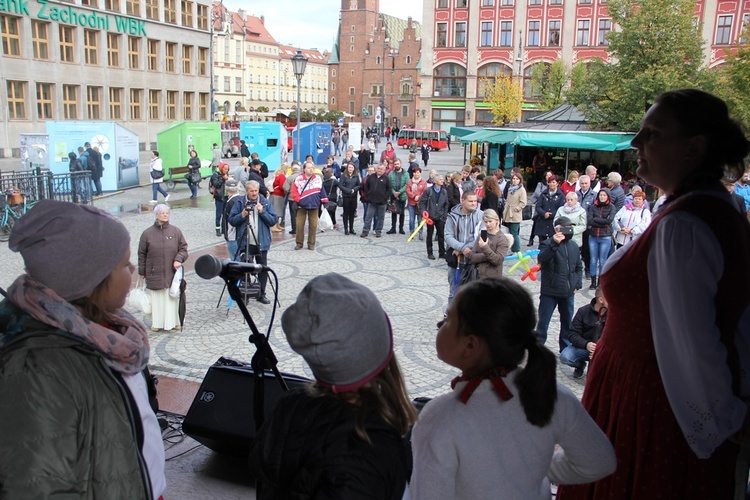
[0,188,36,242]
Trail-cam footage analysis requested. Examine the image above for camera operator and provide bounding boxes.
[228,180,277,305]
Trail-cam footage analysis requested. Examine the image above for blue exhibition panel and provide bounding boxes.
[46,121,140,191]
[292,122,331,165]
[238,122,285,171]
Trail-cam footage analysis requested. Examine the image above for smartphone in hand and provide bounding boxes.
[480,229,488,241]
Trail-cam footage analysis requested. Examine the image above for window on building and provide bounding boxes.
[146,0,159,20]
[105,0,120,11]
[165,42,176,72]
[164,0,177,24]
[109,87,123,119]
[432,108,465,131]
[126,0,140,16]
[501,0,513,5]
[1,15,22,57]
[198,47,207,75]
[60,25,75,62]
[548,20,561,46]
[401,82,412,94]
[528,21,540,46]
[183,91,193,120]
[181,0,193,26]
[550,0,562,4]
[130,88,142,120]
[197,4,208,30]
[523,63,548,98]
[455,22,467,47]
[182,44,192,73]
[477,63,512,98]
[63,84,78,119]
[481,0,494,6]
[500,21,513,46]
[716,15,732,44]
[107,33,120,67]
[224,76,230,92]
[529,0,541,4]
[128,37,139,68]
[37,82,54,119]
[475,109,496,126]
[349,87,355,96]
[741,14,749,44]
[81,0,98,6]
[433,63,467,98]
[149,89,160,119]
[87,86,102,119]
[235,77,241,92]
[579,0,591,3]
[438,0,448,7]
[84,30,98,65]
[7,81,26,119]
[148,39,158,70]
[224,39,229,61]
[456,0,467,7]
[31,21,50,60]
[437,23,448,47]
[481,22,493,46]
[199,92,208,119]
[598,19,611,45]
[235,40,241,63]
[576,19,590,45]
[166,90,177,119]
[371,84,383,96]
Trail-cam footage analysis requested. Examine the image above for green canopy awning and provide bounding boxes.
[455,127,635,151]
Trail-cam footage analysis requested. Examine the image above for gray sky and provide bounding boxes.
[222,0,423,54]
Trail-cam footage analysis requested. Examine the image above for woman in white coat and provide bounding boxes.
[149,151,169,204]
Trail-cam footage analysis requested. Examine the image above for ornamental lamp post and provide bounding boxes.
[291,50,308,163]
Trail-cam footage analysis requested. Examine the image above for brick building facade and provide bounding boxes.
[328,0,422,132]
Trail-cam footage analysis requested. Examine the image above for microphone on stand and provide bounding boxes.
[195,254,267,280]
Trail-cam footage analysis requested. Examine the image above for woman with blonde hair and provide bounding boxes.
[503,172,527,252]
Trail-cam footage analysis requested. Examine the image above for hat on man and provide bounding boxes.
[554,215,573,227]
[281,273,393,393]
[9,200,130,301]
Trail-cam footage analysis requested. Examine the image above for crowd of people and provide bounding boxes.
[6,89,749,499]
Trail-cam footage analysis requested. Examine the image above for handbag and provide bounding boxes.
[150,169,164,180]
[170,267,183,298]
[388,198,404,215]
[188,171,201,184]
[445,249,458,268]
[458,262,479,286]
[127,277,151,314]
[522,205,533,221]
[319,207,334,231]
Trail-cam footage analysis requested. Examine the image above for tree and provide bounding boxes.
[255,106,269,113]
[567,0,714,131]
[482,75,523,125]
[715,24,750,127]
[531,59,569,111]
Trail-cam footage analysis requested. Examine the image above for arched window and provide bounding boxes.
[376,56,382,65]
[401,82,411,95]
[476,63,513,98]
[222,100,230,111]
[406,55,411,64]
[234,101,242,111]
[433,63,466,98]
[523,62,549,99]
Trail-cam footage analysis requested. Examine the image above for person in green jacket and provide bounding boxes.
[387,158,409,235]
[0,200,165,500]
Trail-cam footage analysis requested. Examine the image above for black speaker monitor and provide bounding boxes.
[182,357,311,456]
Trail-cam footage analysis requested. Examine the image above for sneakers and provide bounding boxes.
[386,228,396,234]
[573,366,585,379]
[149,200,157,204]
[418,232,424,241]
[164,194,171,202]
[257,295,271,305]
[360,232,368,238]
[215,228,222,237]
[375,232,382,238]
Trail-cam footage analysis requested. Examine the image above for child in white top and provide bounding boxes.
[410,277,616,500]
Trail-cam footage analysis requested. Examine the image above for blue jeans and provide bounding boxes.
[560,345,591,369]
[536,294,575,352]
[408,204,422,234]
[91,177,102,196]
[226,240,239,260]
[152,182,168,200]
[189,181,198,198]
[214,199,225,228]
[507,222,521,252]
[363,203,385,233]
[589,235,612,277]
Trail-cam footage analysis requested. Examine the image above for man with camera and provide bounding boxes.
[228,180,278,305]
[535,216,583,352]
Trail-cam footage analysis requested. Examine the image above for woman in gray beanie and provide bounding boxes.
[138,203,188,331]
[0,200,165,499]
[249,273,418,499]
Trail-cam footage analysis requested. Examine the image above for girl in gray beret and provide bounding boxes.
[0,200,165,499]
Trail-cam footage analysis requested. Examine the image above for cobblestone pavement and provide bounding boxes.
[0,147,591,400]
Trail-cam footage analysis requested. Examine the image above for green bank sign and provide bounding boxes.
[1,0,147,36]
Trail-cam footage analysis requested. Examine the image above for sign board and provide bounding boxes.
[337,117,344,127]
[375,106,382,125]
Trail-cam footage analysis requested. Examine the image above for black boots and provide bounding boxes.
[589,275,598,290]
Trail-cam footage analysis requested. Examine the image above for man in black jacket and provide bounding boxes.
[535,216,582,352]
[357,144,371,178]
[361,163,391,238]
[419,174,450,260]
[560,288,608,378]
[84,142,104,196]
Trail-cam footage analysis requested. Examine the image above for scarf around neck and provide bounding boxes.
[562,202,582,214]
[451,365,514,404]
[5,275,150,374]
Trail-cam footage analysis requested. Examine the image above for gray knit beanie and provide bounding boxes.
[9,199,130,301]
[281,273,393,393]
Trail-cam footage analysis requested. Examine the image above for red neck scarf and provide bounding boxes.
[451,366,514,404]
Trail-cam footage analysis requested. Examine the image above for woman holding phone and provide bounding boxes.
[470,209,510,279]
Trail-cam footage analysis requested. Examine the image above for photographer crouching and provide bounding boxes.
[228,180,277,305]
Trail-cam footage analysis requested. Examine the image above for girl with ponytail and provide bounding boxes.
[410,278,615,500]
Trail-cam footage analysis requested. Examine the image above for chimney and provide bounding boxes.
[237,9,246,21]
[260,15,265,25]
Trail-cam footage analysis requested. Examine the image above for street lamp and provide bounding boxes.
[291,49,308,162]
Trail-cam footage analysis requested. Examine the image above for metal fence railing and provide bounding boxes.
[0,169,92,207]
